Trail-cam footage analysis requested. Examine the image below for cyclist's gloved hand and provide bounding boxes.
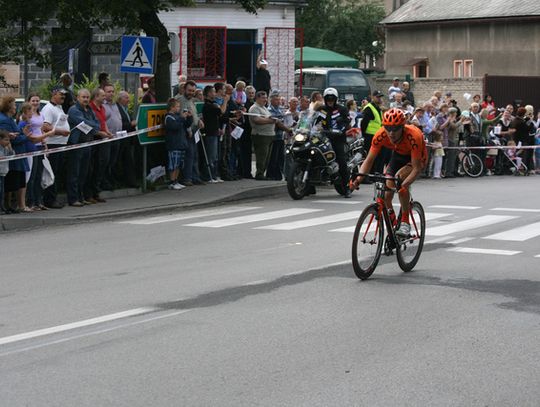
[349,176,361,190]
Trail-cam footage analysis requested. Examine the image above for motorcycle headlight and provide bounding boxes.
[294,134,307,142]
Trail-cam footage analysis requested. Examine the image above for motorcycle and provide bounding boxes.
[286,127,365,200]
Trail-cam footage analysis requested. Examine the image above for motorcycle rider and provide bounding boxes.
[313,87,352,198]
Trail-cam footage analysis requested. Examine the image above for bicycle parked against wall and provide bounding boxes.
[457,143,483,178]
[351,173,426,279]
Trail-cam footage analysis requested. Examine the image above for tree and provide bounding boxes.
[296,0,385,67]
[0,0,267,99]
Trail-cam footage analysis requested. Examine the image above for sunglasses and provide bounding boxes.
[384,125,402,132]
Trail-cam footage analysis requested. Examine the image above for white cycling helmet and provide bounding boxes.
[323,87,339,99]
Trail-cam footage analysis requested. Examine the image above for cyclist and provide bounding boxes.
[313,87,352,198]
[350,108,427,236]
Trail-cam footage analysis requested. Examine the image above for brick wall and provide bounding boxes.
[371,77,483,110]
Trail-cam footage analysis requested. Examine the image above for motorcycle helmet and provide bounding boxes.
[382,108,406,126]
[323,87,339,100]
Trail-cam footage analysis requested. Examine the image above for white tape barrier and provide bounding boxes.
[426,143,540,150]
[0,125,162,163]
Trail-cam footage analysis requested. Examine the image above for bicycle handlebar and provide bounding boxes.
[355,173,403,191]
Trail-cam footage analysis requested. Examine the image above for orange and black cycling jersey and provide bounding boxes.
[370,124,428,165]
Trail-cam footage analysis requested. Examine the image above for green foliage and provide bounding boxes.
[297,0,386,62]
[73,73,123,97]
[33,79,57,99]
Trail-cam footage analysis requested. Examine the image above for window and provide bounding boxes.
[453,60,463,78]
[413,61,428,78]
[328,72,368,87]
[464,60,473,77]
[181,26,226,81]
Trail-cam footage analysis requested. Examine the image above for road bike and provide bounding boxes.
[351,173,426,279]
[457,145,483,178]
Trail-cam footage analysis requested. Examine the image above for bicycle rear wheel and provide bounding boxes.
[352,204,384,280]
[462,153,483,177]
[396,201,426,272]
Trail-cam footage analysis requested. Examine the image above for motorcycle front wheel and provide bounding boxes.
[333,177,347,196]
[287,161,309,200]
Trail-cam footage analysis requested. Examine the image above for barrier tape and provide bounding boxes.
[426,143,540,150]
[0,125,162,162]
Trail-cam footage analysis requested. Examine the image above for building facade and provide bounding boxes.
[1,0,304,99]
[381,0,540,79]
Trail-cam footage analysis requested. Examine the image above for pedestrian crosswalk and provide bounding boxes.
[119,202,540,257]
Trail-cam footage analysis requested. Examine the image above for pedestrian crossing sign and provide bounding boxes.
[120,35,157,74]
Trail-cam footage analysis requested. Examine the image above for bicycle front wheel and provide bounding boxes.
[396,201,426,272]
[462,153,483,177]
[352,205,384,280]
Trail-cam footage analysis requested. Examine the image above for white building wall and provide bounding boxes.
[159,4,296,96]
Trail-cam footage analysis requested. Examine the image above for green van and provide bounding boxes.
[294,68,371,103]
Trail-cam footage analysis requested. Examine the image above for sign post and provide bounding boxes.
[120,35,158,192]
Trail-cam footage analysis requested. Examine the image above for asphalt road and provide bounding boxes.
[1,176,539,406]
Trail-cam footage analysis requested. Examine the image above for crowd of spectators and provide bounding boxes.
[2,65,540,215]
[354,77,540,179]
[0,73,140,214]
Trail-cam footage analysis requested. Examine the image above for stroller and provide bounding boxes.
[502,141,528,175]
[489,132,528,175]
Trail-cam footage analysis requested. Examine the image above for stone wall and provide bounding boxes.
[371,76,483,109]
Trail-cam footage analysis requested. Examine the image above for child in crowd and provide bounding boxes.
[164,98,192,190]
[18,103,50,211]
[506,140,524,174]
[0,130,14,214]
[432,132,445,179]
[232,81,247,106]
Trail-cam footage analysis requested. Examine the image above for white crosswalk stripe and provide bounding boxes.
[185,208,322,228]
[429,205,481,210]
[119,206,261,225]
[255,211,362,231]
[490,207,540,213]
[330,212,452,233]
[483,221,540,242]
[447,247,522,256]
[426,215,517,236]
[311,200,362,205]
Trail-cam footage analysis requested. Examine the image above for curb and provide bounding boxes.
[0,184,287,233]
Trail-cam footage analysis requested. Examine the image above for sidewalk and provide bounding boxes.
[0,179,286,232]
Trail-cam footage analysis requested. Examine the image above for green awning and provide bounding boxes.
[295,46,358,68]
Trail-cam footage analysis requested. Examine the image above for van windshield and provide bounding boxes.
[328,72,367,87]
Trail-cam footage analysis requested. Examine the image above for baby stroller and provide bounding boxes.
[501,141,528,175]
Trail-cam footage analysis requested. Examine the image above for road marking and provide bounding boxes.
[426,215,517,236]
[243,280,269,286]
[483,221,540,241]
[429,205,481,210]
[0,309,191,357]
[312,200,362,205]
[118,206,261,225]
[490,207,540,213]
[448,237,475,244]
[329,212,452,233]
[425,236,456,244]
[535,255,540,258]
[447,247,522,256]
[185,208,322,228]
[0,307,157,347]
[256,211,361,230]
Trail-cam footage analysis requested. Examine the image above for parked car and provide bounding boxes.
[294,68,371,103]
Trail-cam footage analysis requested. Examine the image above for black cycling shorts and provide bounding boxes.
[385,152,411,177]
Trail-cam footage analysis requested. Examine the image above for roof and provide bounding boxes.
[295,47,358,68]
[195,0,307,6]
[381,0,540,24]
